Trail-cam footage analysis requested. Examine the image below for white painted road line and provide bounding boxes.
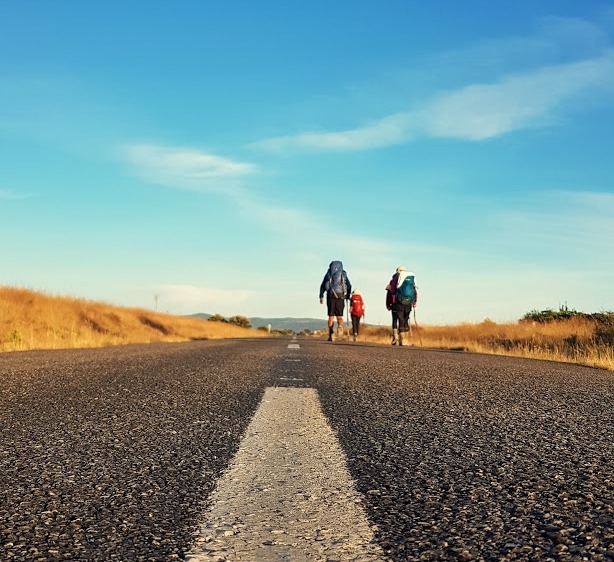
[186,387,386,561]
[287,343,300,349]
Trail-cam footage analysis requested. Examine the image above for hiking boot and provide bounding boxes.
[391,329,398,345]
[337,325,344,339]
[399,332,405,346]
[327,335,333,342]
[353,333,357,342]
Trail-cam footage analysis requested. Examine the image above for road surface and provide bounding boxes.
[1,337,612,561]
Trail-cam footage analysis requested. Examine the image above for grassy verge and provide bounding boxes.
[3,286,612,371]
[357,316,614,371]
[0,286,266,352]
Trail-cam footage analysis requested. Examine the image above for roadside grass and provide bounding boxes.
[3,285,613,371]
[0,286,267,353]
[358,316,614,371]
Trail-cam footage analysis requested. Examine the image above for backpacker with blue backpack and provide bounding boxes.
[396,272,417,306]
[326,260,347,299]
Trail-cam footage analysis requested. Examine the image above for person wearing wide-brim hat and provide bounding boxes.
[386,266,417,346]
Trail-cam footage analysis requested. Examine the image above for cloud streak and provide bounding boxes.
[493,190,614,258]
[122,144,257,193]
[0,188,34,200]
[423,50,614,140]
[158,284,253,314]
[252,50,614,152]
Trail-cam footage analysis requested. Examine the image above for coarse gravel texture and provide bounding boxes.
[2,337,613,561]
[0,340,275,561]
[307,340,614,561]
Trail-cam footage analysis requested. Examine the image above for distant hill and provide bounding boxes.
[250,317,328,332]
[189,313,327,332]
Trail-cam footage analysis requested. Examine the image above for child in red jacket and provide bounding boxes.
[349,289,365,342]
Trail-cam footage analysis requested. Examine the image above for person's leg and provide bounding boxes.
[398,305,411,345]
[326,296,335,340]
[391,310,398,330]
[391,309,399,344]
[327,318,334,340]
[351,315,359,340]
[334,298,344,338]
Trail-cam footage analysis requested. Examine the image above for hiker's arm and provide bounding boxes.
[319,275,327,300]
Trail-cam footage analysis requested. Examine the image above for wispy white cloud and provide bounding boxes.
[230,192,391,254]
[0,188,34,200]
[423,51,614,140]
[252,112,412,152]
[430,15,612,74]
[158,284,253,315]
[121,143,398,284]
[536,15,612,57]
[252,49,614,152]
[120,142,394,258]
[121,144,257,193]
[492,190,614,257]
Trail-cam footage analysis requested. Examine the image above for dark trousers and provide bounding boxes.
[391,310,399,330]
[394,303,412,333]
[351,314,361,335]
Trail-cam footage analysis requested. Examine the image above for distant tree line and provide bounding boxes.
[207,313,252,329]
[521,306,614,346]
[521,305,613,324]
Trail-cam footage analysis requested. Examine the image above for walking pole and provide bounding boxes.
[413,307,423,346]
[346,298,350,337]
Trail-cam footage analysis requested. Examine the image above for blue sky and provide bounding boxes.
[1,1,613,326]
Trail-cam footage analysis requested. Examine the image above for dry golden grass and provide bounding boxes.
[4,286,612,371]
[0,286,267,353]
[356,316,614,371]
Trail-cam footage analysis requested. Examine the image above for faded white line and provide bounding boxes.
[186,387,385,561]
[287,343,300,349]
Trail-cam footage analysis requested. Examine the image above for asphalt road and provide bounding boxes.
[1,338,612,561]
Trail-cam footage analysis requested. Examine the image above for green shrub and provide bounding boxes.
[228,315,251,329]
[594,314,614,347]
[207,313,227,323]
[9,329,23,348]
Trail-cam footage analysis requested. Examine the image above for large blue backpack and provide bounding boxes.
[328,260,347,299]
[396,273,416,305]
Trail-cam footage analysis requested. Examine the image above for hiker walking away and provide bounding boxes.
[349,289,365,342]
[319,260,351,341]
[385,271,400,345]
[386,266,418,346]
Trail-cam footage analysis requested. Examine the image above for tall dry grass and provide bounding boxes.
[359,316,614,371]
[0,286,266,352]
[3,286,613,371]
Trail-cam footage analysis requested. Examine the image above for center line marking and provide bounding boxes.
[186,387,385,561]
[287,343,300,349]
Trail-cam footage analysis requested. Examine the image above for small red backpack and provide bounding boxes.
[350,293,365,317]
